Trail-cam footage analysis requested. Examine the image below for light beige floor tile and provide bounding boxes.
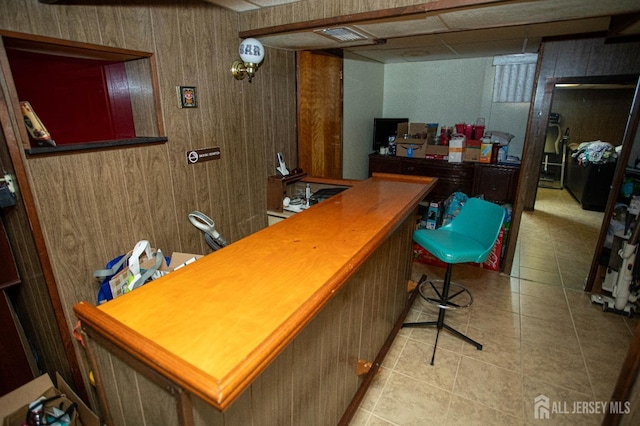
[358,366,392,412]
[519,246,557,262]
[565,289,599,315]
[366,414,397,425]
[520,315,581,354]
[520,293,572,325]
[355,188,623,425]
[372,372,451,426]
[453,357,523,417]
[472,289,521,314]
[348,409,371,426]
[381,334,408,369]
[519,254,560,273]
[571,308,634,338]
[467,306,521,339]
[462,326,522,372]
[585,358,621,401]
[518,281,566,300]
[446,395,525,425]
[521,342,592,395]
[561,272,588,290]
[394,338,460,391]
[405,312,468,354]
[519,267,563,286]
[575,327,632,365]
[522,376,602,425]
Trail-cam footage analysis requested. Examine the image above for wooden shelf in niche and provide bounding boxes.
[0,30,165,154]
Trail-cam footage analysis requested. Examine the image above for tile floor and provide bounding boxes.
[351,188,638,425]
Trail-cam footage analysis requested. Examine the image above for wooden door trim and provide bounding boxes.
[0,39,87,401]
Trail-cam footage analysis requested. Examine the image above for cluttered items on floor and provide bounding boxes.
[0,373,99,426]
[94,240,203,305]
[593,196,640,317]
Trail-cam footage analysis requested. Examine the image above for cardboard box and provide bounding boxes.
[396,141,426,158]
[479,142,493,163]
[103,251,203,303]
[478,226,504,271]
[448,135,465,163]
[424,145,449,157]
[408,123,438,143]
[396,122,409,138]
[425,201,443,229]
[169,252,204,271]
[464,139,481,162]
[464,147,480,162]
[0,373,99,426]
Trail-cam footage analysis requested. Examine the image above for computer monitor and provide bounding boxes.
[373,118,408,151]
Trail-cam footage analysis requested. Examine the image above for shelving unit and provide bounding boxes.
[267,172,307,212]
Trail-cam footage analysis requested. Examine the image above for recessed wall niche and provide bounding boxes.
[1,31,166,154]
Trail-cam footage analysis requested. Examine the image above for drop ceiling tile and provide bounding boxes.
[438,0,640,30]
[353,16,448,39]
[250,0,303,6]
[202,0,259,12]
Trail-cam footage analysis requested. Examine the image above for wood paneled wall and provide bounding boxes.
[0,0,297,407]
[550,88,634,148]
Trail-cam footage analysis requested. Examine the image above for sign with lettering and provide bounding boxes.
[186,147,221,164]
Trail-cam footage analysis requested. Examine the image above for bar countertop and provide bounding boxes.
[74,173,435,411]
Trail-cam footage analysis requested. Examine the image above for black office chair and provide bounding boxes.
[540,113,568,189]
[403,198,505,365]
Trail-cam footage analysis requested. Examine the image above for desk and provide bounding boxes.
[74,174,435,425]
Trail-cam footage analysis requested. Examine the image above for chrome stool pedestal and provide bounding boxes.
[403,270,481,365]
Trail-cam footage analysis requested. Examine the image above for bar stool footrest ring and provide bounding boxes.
[418,279,473,310]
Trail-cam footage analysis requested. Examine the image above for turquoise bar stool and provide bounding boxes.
[404,197,505,365]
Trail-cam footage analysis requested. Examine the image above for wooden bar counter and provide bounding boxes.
[74,174,435,426]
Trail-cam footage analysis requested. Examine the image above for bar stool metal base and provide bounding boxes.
[403,270,482,365]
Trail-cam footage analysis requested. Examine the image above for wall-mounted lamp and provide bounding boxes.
[231,38,265,82]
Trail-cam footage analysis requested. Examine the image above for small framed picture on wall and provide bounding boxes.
[178,86,197,108]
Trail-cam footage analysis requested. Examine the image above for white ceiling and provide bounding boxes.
[203,0,640,63]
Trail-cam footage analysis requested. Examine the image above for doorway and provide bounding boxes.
[530,78,637,289]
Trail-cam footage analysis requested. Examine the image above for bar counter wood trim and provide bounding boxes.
[74,174,435,418]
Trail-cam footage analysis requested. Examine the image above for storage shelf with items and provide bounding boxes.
[1,30,167,155]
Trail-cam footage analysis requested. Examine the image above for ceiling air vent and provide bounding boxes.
[315,27,368,42]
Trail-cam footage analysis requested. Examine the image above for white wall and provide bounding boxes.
[382,57,529,158]
[342,52,384,179]
[342,55,531,179]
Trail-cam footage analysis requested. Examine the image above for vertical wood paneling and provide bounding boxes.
[126,59,159,136]
[55,4,103,45]
[245,343,294,426]
[0,0,32,33]
[0,0,298,413]
[297,50,342,178]
[588,42,640,76]
[552,88,634,147]
[95,6,126,48]
[80,211,416,424]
